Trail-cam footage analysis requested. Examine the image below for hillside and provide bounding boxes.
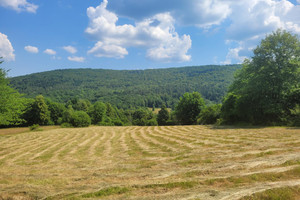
[9,65,241,109]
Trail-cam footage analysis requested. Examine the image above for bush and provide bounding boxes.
[30,124,43,131]
[70,111,91,127]
[197,104,221,125]
[146,118,158,126]
[61,122,73,128]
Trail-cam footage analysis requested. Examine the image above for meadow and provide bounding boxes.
[0,126,300,199]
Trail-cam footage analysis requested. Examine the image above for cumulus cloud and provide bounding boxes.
[63,46,77,54]
[68,56,85,62]
[44,49,56,55]
[88,41,128,58]
[24,45,38,53]
[222,0,300,64]
[0,0,38,13]
[0,32,15,61]
[107,0,231,27]
[86,0,191,62]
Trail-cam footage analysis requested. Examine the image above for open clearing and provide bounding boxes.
[0,126,300,199]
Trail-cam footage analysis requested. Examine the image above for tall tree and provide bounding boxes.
[0,59,26,126]
[24,95,51,125]
[89,101,106,124]
[157,104,169,125]
[222,29,300,124]
[175,92,205,125]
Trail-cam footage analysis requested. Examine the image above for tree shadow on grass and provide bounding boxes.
[209,125,267,130]
[210,125,300,130]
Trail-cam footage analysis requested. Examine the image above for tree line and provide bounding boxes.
[1,29,299,128]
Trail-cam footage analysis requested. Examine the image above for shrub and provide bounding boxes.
[197,104,221,125]
[70,111,91,127]
[30,124,43,131]
[61,122,73,128]
[146,118,158,126]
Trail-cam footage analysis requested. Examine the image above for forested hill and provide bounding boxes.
[10,65,241,109]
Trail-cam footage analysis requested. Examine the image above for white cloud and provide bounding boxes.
[107,0,231,28]
[86,0,191,62]
[222,0,300,64]
[221,46,249,65]
[0,32,15,61]
[63,46,77,54]
[88,41,128,58]
[24,45,38,53]
[0,0,38,13]
[68,56,85,62]
[44,49,56,55]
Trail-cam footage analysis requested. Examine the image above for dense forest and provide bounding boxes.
[9,65,240,109]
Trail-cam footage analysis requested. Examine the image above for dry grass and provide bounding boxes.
[0,126,299,199]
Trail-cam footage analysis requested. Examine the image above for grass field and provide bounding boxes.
[0,126,300,199]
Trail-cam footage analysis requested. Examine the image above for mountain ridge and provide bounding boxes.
[9,65,241,109]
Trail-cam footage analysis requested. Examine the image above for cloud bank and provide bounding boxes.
[89,0,299,64]
[86,0,191,62]
[0,32,15,61]
[0,0,38,13]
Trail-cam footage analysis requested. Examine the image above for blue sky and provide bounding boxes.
[0,0,299,77]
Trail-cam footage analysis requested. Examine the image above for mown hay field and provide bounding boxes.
[0,126,300,199]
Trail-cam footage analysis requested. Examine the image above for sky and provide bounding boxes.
[0,0,299,77]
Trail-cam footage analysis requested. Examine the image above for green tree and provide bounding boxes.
[157,104,169,125]
[175,92,206,125]
[25,95,51,125]
[222,29,300,125]
[70,111,91,127]
[0,61,26,126]
[46,99,65,125]
[198,104,221,125]
[89,101,106,124]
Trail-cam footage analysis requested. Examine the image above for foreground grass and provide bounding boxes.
[241,186,300,200]
[0,126,299,199]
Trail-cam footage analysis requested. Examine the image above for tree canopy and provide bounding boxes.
[175,92,206,125]
[0,60,26,127]
[222,29,300,125]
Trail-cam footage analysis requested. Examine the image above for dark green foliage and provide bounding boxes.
[175,92,206,125]
[0,63,26,127]
[132,108,157,126]
[46,99,65,125]
[69,111,91,127]
[30,124,43,131]
[222,30,300,125]
[10,65,240,109]
[61,106,91,127]
[23,95,51,125]
[157,104,169,125]
[89,101,106,124]
[289,105,300,126]
[62,105,74,124]
[198,104,221,125]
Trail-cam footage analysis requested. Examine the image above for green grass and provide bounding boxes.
[138,181,198,189]
[205,166,300,187]
[240,186,300,200]
[81,186,131,198]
